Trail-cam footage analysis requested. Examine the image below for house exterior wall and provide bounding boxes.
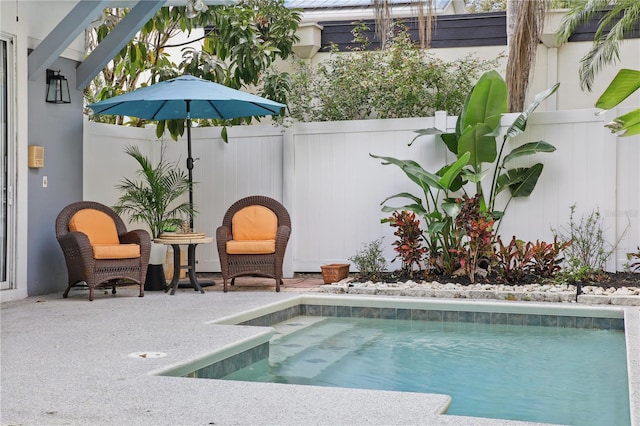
[27,55,84,296]
[285,10,640,113]
[1,1,85,301]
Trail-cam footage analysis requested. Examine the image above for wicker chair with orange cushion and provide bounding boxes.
[216,196,291,292]
[55,201,151,301]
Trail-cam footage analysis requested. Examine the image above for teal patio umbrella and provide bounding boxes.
[87,74,285,228]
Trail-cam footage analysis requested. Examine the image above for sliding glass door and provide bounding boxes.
[1,35,14,291]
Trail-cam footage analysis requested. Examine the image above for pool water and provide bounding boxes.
[220,316,630,425]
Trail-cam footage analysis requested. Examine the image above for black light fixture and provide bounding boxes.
[46,69,71,104]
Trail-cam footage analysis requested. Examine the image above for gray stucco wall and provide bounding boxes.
[27,56,83,296]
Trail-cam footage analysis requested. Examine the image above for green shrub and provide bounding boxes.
[264,24,503,123]
[349,238,388,282]
[552,204,623,283]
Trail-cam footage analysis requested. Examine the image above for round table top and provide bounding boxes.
[154,236,213,245]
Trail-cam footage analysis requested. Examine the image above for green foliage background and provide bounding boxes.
[85,0,301,139]
[266,25,504,123]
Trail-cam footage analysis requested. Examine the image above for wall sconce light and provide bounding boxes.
[46,69,71,104]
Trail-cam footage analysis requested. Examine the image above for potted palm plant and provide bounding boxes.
[113,144,195,290]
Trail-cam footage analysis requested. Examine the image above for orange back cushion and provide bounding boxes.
[69,209,120,245]
[232,206,277,241]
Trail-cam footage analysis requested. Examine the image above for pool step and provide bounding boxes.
[269,318,357,365]
[271,323,381,380]
[270,316,328,342]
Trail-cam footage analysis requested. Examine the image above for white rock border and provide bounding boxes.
[317,278,640,306]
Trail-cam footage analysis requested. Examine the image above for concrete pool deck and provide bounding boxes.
[2,277,639,425]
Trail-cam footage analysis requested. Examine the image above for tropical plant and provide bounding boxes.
[113,145,194,238]
[386,210,428,276]
[371,71,558,275]
[595,68,640,137]
[495,235,571,282]
[370,152,470,275]
[555,0,640,92]
[415,70,559,228]
[495,236,533,282]
[451,194,496,283]
[527,238,572,278]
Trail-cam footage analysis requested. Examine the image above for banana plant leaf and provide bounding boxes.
[437,152,470,190]
[501,141,556,166]
[496,164,544,197]
[458,123,497,169]
[410,128,459,154]
[381,202,427,217]
[380,192,422,205]
[441,200,462,218]
[605,109,640,137]
[460,70,507,132]
[370,154,443,190]
[503,83,560,138]
[596,69,640,109]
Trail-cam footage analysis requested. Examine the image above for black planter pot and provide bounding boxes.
[145,264,167,291]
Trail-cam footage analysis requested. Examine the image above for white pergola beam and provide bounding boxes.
[28,1,111,81]
[76,1,165,90]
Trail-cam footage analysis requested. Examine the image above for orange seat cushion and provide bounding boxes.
[226,240,276,255]
[69,209,120,245]
[232,206,277,241]
[92,244,141,259]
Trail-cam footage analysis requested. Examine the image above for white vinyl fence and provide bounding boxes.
[84,107,640,275]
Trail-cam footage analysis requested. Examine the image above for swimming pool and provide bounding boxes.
[159,295,638,425]
[223,316,629,425]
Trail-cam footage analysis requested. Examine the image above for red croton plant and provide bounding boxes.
[388,210,428,278]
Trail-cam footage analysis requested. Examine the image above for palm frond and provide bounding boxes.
[556,0,612,44]
[114,144,194,237]
[579,38,621,92]
[556,0,640,92]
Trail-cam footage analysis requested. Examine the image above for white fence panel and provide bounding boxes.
[84,122,155,208]
[83,121,285,273]
[85,109,640,275]
[497,109,638,271]
[191,125,285,271]
[288,117,447,271]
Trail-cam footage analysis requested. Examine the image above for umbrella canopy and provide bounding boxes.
[87,74,285,120]
[87,74,286,229]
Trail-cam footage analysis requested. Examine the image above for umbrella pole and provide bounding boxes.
[186,100,194,231]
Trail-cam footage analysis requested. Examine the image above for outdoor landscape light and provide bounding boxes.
[45,69,71,104]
